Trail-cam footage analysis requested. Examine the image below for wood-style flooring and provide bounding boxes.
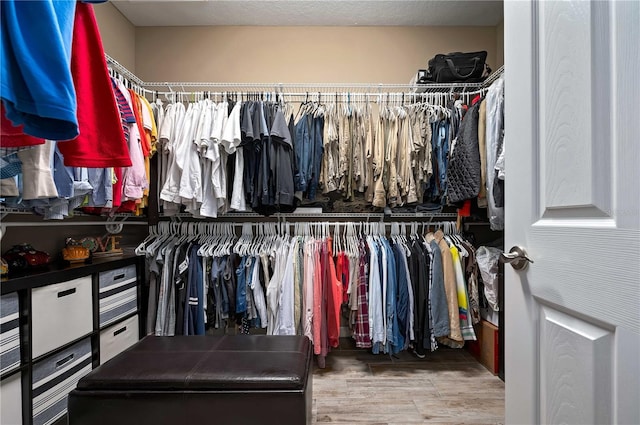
[311,340,505,425]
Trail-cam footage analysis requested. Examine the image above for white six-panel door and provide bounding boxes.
[504,1,640,424]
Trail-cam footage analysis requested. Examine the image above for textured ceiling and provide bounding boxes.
[112,0,504,27]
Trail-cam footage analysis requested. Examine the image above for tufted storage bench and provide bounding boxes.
[68,335,312,425]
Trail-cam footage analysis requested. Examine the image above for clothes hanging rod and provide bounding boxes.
[147,89,487,98]
[141,81,485,91]
[482,65,504,87]
[150,221,454,229]
[164,212,457,219]
[105,54,144,86]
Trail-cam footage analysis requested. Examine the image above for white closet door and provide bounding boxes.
[504,1,640,424]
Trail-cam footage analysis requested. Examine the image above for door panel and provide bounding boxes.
[505,1,640,424]
[540,306,613,425]
[539,0,611,215]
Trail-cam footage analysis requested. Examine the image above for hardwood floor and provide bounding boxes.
[311,340,505,424]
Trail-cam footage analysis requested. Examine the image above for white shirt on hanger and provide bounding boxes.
[196,99,213,150]
[223,102,246,211]
[179,101,204,216]
[221,102,242,154]
[198,102,219,217]
[209,102,228,210]
[250,255,268,329]
[159,102,186,215]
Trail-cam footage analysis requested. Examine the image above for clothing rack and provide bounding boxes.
[167,211,457,220]
[142,81,487,96]
[160,219,457,231]
[144,219,457,241]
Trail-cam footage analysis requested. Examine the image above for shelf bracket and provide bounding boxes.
[105,216,126,234]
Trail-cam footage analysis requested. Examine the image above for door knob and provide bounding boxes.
[500,246,534,271]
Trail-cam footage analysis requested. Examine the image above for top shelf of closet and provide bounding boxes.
[105,55,504,95]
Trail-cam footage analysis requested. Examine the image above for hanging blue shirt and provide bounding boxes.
[0,0,79,140]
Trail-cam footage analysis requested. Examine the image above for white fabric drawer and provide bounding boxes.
[32,338,92,425]
[1,292,20,374]
[1,372,22,425]
[98,265,138,328]
[99,315,139,364]
[32,277,93,359]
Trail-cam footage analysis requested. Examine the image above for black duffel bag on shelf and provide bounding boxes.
[425,51,490,83]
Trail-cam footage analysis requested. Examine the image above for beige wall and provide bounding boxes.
[496,21,504,68]
[135,26,498,83]
[93,2,136,72]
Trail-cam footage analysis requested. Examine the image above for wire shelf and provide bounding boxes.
[104,54,504,96]
[161,211,457,220]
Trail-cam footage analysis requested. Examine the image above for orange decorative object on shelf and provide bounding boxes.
[62,245,90,263]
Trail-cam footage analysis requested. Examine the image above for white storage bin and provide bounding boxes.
[99,314,139,364]
[98,265,138,328]
[1,292,21,374]
[1,371,22,425]
[32,277,93,359]
[32,338,92,425]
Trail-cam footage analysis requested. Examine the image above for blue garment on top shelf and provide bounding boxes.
[293,114,311,192]
[429,119,451,203]
[52,143,74,198]
[0,0,78,140]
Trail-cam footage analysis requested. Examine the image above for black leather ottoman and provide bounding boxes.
[68,335,312,425]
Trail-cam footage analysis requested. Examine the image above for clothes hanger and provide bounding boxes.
[158,222,179,256]
[350,222,358,257]
[215,224,227,257]
[135,225,158,256]
[225,224,237,256]
[147,222,172,255]
[247,224,257,256]
[197,223,211,256]
[205,223,219,257]
[211,225,223,257]
[221,224,232,256]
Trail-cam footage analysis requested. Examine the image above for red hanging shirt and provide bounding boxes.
[56,2,132,168]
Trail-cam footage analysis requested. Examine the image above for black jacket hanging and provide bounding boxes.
[446,103,481,204]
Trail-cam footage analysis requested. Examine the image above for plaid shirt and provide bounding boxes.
[0,153,21,179]
[354,241,372,348]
